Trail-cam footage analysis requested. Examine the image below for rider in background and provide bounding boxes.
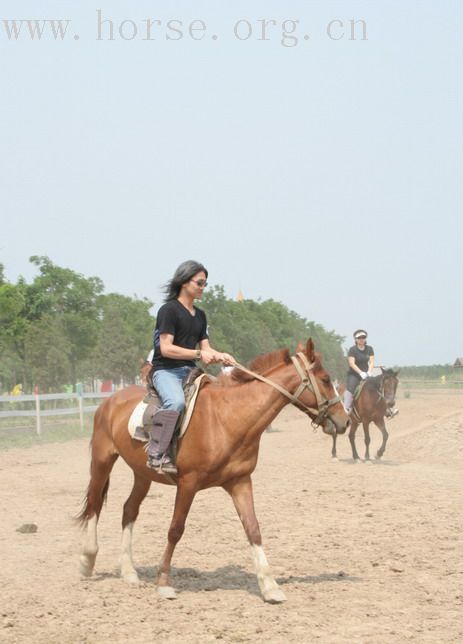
[343,329,398,418]
[343,329,375,413]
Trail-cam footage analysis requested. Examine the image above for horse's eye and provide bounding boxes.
[322,377,330,385]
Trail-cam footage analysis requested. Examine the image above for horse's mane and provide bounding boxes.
[364,369,398,390]
[228,348,291,384]
[249,349,291,374]
[364,375,383,390]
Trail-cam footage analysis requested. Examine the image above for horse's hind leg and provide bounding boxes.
[120,474,151,584]
[224,475,286,604]
[78,415,119,577]
[375,419,389,460]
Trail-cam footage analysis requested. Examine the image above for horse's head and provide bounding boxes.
[294,339,350,435]
[380,367,400,409]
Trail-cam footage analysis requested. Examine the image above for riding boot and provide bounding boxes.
[146,409,180,474]
[343,390,353,414]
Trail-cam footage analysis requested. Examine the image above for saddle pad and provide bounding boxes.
[354,380,366,400]
[128,402,150,441]
[128,373,209,442]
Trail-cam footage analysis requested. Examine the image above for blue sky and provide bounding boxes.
[1,1,462,366]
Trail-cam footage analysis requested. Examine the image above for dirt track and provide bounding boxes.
[1,391,462,643]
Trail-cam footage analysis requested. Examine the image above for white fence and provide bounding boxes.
[0,392,112,434]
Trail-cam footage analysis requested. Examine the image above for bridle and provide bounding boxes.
[232,352,342,428]
[376,372,398,405]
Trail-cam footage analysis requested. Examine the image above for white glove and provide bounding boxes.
[367,371,373,377]
[360,371,368,379]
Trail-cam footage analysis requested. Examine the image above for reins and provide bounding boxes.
[232,352,341,428]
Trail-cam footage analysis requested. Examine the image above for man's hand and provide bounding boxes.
[360,371,368,379]
[219,352,236,366]
[200,349,236,366]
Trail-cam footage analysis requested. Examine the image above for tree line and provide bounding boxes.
[0,256,347,393]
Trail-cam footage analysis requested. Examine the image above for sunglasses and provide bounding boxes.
[190,279,208,288]
[355,336,367,340]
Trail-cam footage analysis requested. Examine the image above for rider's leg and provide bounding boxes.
[344,374,360,413]
[343,389,354,413]
[147,368,189,473]
[385,406,399,418]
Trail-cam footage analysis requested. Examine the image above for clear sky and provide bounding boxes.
[1,1,462,366]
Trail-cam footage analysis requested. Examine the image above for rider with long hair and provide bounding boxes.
[146,260,235,473]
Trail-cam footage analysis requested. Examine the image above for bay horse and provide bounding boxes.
[77,339,350,603]
[328,368,399,462]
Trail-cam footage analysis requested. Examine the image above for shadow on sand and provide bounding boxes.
[87,564,360,596]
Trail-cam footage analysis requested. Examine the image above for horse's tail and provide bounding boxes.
[75,398,118,527]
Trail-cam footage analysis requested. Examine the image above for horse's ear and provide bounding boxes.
[380,366,385,373]
[306,338,315,362]
[295,341,305,353]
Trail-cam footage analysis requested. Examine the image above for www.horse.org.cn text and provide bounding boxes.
[1,13,369,46]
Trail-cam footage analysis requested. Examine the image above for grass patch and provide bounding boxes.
[0,416,93,451]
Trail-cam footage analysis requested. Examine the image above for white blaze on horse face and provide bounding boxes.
[250,544,286,603]
[120,522,139,584]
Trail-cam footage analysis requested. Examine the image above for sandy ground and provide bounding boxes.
[1,390,462,644]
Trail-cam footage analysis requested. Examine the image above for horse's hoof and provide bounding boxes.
[364,459,373,465]
[331,456,338,462]
[122,572,140,585]
[353,459,361,464]
[79,554,95,577]
[157,585,177,600]
[263,588,287,604]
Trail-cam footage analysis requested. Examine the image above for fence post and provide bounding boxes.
[35,392,41,435]
[78,393,84,431]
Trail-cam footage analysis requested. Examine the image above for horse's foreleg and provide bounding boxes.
[374,419,389,460]
[331,433,338,460]
[120,474,151,584]
[156,480,197,599]
[348,420,361,462]
[363,422,371,461]
[224,475,286,604]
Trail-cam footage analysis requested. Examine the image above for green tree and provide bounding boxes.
[24,315,71,391]
[0,281,28,390]
[90,293,154,383]
[200,287,346,378]
[26,256,104,387]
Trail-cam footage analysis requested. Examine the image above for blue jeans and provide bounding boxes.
[152,367,193,413]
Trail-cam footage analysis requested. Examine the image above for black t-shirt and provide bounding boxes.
[347,344,374,375]
[152,299,208,370]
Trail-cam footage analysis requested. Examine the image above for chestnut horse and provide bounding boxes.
[77,339,350,603]
[328,369,399,462]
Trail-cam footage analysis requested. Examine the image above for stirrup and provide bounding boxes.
[147,453,177,474]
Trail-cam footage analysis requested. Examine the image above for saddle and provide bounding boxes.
[129,367,209,447]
